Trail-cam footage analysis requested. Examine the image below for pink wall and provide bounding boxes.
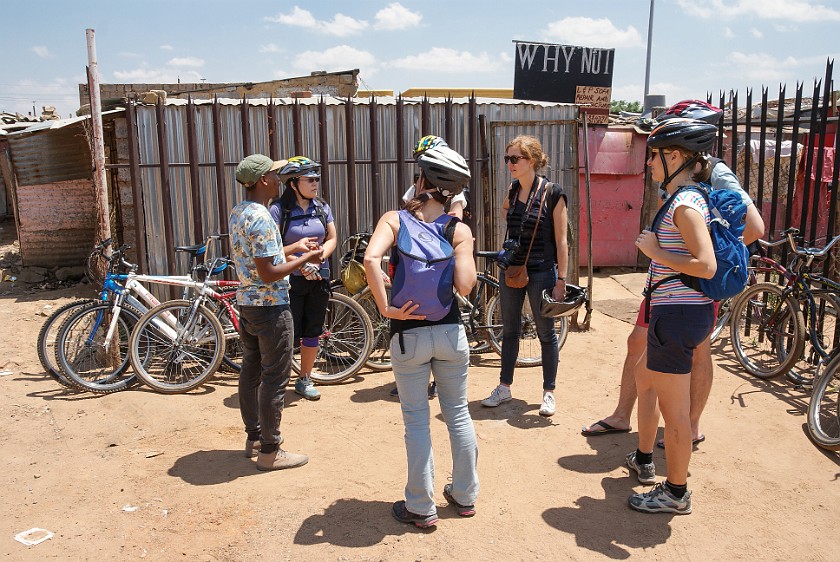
[577,126,648,266]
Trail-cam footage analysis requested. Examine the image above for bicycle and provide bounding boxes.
[710,240,791,344]
[807,349,840,450]
[728,228,840,382]
[55,238,240,393]
[127,256,234,394]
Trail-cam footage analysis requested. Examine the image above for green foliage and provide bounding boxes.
[610,100,643,114]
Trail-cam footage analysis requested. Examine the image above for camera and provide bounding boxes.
[496,239,520,270]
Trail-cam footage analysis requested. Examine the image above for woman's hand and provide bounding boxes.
[382,301,426,321]
[290,237,318,254]
[552,278,567,301]
[635,229,660,259]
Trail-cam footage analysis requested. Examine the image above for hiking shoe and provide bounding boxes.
[628,482,692,514]
[443,484,476,517]
[295,377,321,400]
[626,451,656,485]
[428,381,438,400]
[391,500,438,528]
[245,435,283,458]
[256,448,309,471]
[390,386,400,397]
[481,384,512,407]
[539,391,556,417]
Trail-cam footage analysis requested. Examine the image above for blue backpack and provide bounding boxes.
[646,183,749,312]
[390,210,458,321]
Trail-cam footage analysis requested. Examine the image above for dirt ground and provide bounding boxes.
[1,218,839,561]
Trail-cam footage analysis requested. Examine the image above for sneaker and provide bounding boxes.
[389,386,400,397]
[628,482,692,514]
[391,500,438,528]
[428,381,438,400]
[626,451,656,485]
[539,391,556,417]
[295,377,321,401]
[245,435,283,458]
[481,384,512,407]
[443,484,476,517]
[256,448,309,471]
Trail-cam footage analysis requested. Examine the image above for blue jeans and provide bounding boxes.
[238,305,293,448]
[391,324,479,516]
[499,267,559,390]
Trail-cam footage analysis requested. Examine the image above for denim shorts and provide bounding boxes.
[647,303,715,374]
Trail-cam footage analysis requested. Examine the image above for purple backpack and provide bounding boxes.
[390,210,457,321]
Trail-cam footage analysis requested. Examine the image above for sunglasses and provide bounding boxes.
[504,155,529,164]
[301,177,320,184]
[650,150,673,157]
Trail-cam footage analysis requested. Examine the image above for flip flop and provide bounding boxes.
[656,434,706,449]
[581,420,631,436]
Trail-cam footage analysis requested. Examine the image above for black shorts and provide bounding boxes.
[647,303,714,374]
[288,276,330,340]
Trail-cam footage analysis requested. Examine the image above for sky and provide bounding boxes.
[1,0,839,119]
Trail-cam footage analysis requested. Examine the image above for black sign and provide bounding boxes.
[513,41,614,104]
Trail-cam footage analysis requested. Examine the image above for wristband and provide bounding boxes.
[557,276,566,281]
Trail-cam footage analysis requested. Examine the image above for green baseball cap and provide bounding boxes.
[235,154,286,187]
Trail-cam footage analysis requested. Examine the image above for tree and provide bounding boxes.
[610,100,643,114]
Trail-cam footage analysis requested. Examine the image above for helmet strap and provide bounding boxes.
[291,178,314,201]
[659,152,699,189]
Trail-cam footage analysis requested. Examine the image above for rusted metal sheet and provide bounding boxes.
[16,178,95,266]
[579,127,646,175]
[6,123,92,186]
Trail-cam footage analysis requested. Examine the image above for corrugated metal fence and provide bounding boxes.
[125,96,580,281]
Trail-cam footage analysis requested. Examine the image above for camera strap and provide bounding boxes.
[518,179,548,266]
[506,176,543,241]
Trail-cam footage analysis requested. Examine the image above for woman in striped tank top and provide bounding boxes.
[626,118,719,515]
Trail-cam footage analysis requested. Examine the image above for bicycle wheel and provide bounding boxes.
[710,296,733,344]
[463,274,498,354]
[298,293,373,384]
[216,303,242,372]
[129,300,225,394]
[353,287,392,371]
[786,292,840,386]
[37,299,95,388]
[807,354,840,450]
[485,294,570,367]
[56,302,142,394]
[729,282,805,379]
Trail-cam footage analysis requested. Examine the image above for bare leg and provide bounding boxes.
[689,336,713,440]
[299,345,317,377]
[650,371,692,485]
[582,324,646,433]
[634,363,660,454]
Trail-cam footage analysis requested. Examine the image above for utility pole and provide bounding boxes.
[85,28,112,249]
[644,0,655,110]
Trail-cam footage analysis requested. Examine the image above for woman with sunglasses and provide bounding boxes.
[270,156,337,401]
[481,135,569,417]
[625,118,718,515]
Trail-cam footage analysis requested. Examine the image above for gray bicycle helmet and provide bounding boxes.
[647,118,717,153]
[416,145,471,196]
[540,284,588,318]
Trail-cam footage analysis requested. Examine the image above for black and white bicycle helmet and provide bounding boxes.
[647,118,717,153]
[416,145,471,196]
[660,100,723,125]
[413,135,448,159]
[540,284,588,318]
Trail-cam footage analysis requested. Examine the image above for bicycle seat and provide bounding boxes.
[175,244,207,258]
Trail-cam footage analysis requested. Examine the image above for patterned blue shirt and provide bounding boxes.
[229,200,290,306]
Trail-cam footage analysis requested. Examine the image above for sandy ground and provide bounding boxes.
[1,220,839,561]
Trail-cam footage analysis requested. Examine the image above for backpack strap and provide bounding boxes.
[642,185,708,322]
[279,200,329,237]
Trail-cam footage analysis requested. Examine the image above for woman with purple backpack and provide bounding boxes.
[363,143,479,528]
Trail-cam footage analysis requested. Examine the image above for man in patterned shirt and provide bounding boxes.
[230,154,323,471]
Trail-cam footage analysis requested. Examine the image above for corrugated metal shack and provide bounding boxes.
[2,112,123,267]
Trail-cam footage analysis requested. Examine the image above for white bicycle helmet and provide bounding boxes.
[416,145,471,196]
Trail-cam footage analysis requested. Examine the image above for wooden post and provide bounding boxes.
[85,28,112,248]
